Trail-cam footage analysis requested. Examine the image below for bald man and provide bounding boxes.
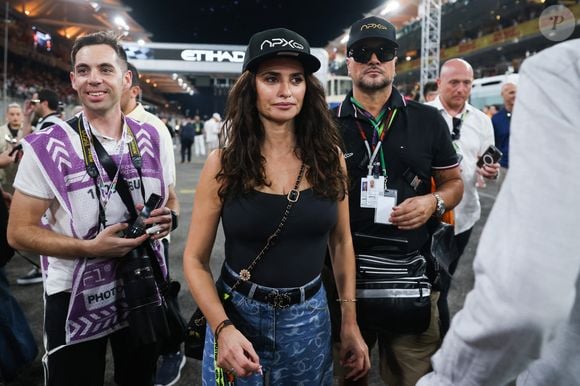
[426,58,500,336]
[492,81,517,169]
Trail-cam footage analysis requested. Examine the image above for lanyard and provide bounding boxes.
[82,115,128,211]
[77,114,143,228]
[354,107,398,177]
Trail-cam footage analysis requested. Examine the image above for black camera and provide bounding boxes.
[124,193,161,238]
[5,135,23,162]
[119,193,170,346]
[476,145,503,168]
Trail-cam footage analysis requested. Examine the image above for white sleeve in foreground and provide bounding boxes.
[418,39,580,386]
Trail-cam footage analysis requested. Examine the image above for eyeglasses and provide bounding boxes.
[30,99,41,105]
[451,117,462,140]
[348,45,397,64]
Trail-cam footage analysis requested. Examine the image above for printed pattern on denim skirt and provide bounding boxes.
[202,281,333,386]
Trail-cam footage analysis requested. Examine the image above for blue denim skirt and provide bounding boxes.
[201,265,333,386]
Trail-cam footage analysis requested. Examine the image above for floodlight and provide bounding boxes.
[380,1,400,16]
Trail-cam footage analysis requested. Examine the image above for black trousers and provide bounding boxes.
[437,227,473,337]
[180,138,193,162]
[160,238,183,355]
[44,292,159,386]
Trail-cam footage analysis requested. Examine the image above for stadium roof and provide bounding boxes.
[6,0,151,41]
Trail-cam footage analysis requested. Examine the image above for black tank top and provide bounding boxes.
[222,189,337,288]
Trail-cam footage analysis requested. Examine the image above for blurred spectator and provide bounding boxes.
[485,105,498,118]
[0,103,24,193]
[204,113,222,152]
[0,151,38,383]
[192,115,205,157]
[423,81,438,102]
[492,80,517,169]
[179,117,195,163]
[23,89,65,135]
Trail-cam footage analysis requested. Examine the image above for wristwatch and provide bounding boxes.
[170,210,178,231]
[432,193,446,218]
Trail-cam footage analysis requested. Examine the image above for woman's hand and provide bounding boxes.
[216,325,262,378]
[339,322,371,381]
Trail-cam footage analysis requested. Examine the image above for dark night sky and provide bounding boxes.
[123,0,386,47]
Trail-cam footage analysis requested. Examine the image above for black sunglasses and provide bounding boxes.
[348,46,397,63]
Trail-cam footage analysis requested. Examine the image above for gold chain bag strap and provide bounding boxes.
[185,163,306,360]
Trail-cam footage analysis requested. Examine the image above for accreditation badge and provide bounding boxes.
[374,188,398,225]
[361,176,384,208]
[360,177,370,208]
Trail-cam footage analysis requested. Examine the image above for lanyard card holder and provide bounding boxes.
[361,175,386,209]
[374,188,397,225]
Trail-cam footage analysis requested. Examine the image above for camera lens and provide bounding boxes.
[120,248,169,345]
[483,154,494,165]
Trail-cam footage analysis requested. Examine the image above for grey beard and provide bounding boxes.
[356,77,393,92]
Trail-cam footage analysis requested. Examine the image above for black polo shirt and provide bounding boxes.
[334,88,458,251]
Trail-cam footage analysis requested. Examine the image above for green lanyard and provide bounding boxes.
[351,97,398,177]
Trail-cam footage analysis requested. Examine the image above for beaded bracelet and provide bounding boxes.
[336,298,357,303]
[214,319,234,342]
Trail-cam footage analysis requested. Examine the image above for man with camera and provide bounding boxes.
[331,16,463,386]
[7,31,177,386]
[0,103,24,193]
[426,58,500,337]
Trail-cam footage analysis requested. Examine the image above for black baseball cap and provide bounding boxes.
[347,16,399,51]
[242,28,321,74]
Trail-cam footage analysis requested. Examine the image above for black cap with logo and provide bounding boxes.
[242,28,321,74]
[347,16,399,51]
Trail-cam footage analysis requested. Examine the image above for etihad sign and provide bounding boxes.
[180,49,245,63]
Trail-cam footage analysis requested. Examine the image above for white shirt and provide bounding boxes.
[418,39,580,386]
[127,103,176,184]
[35,112,65,131]
[427,96,495,234]
[204,118,221,143]
[14,119,174,294]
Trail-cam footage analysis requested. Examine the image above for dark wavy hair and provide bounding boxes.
[218,70,347,201]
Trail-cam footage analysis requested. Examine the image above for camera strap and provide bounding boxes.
[71,116,172,299]
[70,115,145,226]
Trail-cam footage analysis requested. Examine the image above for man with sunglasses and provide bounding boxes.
[426,59,499,337]
[331,16,463,386]
[17,90,66,286]
[23,89,65,135]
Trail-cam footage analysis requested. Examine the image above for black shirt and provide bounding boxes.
[334,88,458,251]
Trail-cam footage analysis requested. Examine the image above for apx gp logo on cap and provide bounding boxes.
[361,23,388,31]
[260,38,304,51]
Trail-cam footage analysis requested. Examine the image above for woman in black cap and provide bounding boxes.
[184,28,370,384]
